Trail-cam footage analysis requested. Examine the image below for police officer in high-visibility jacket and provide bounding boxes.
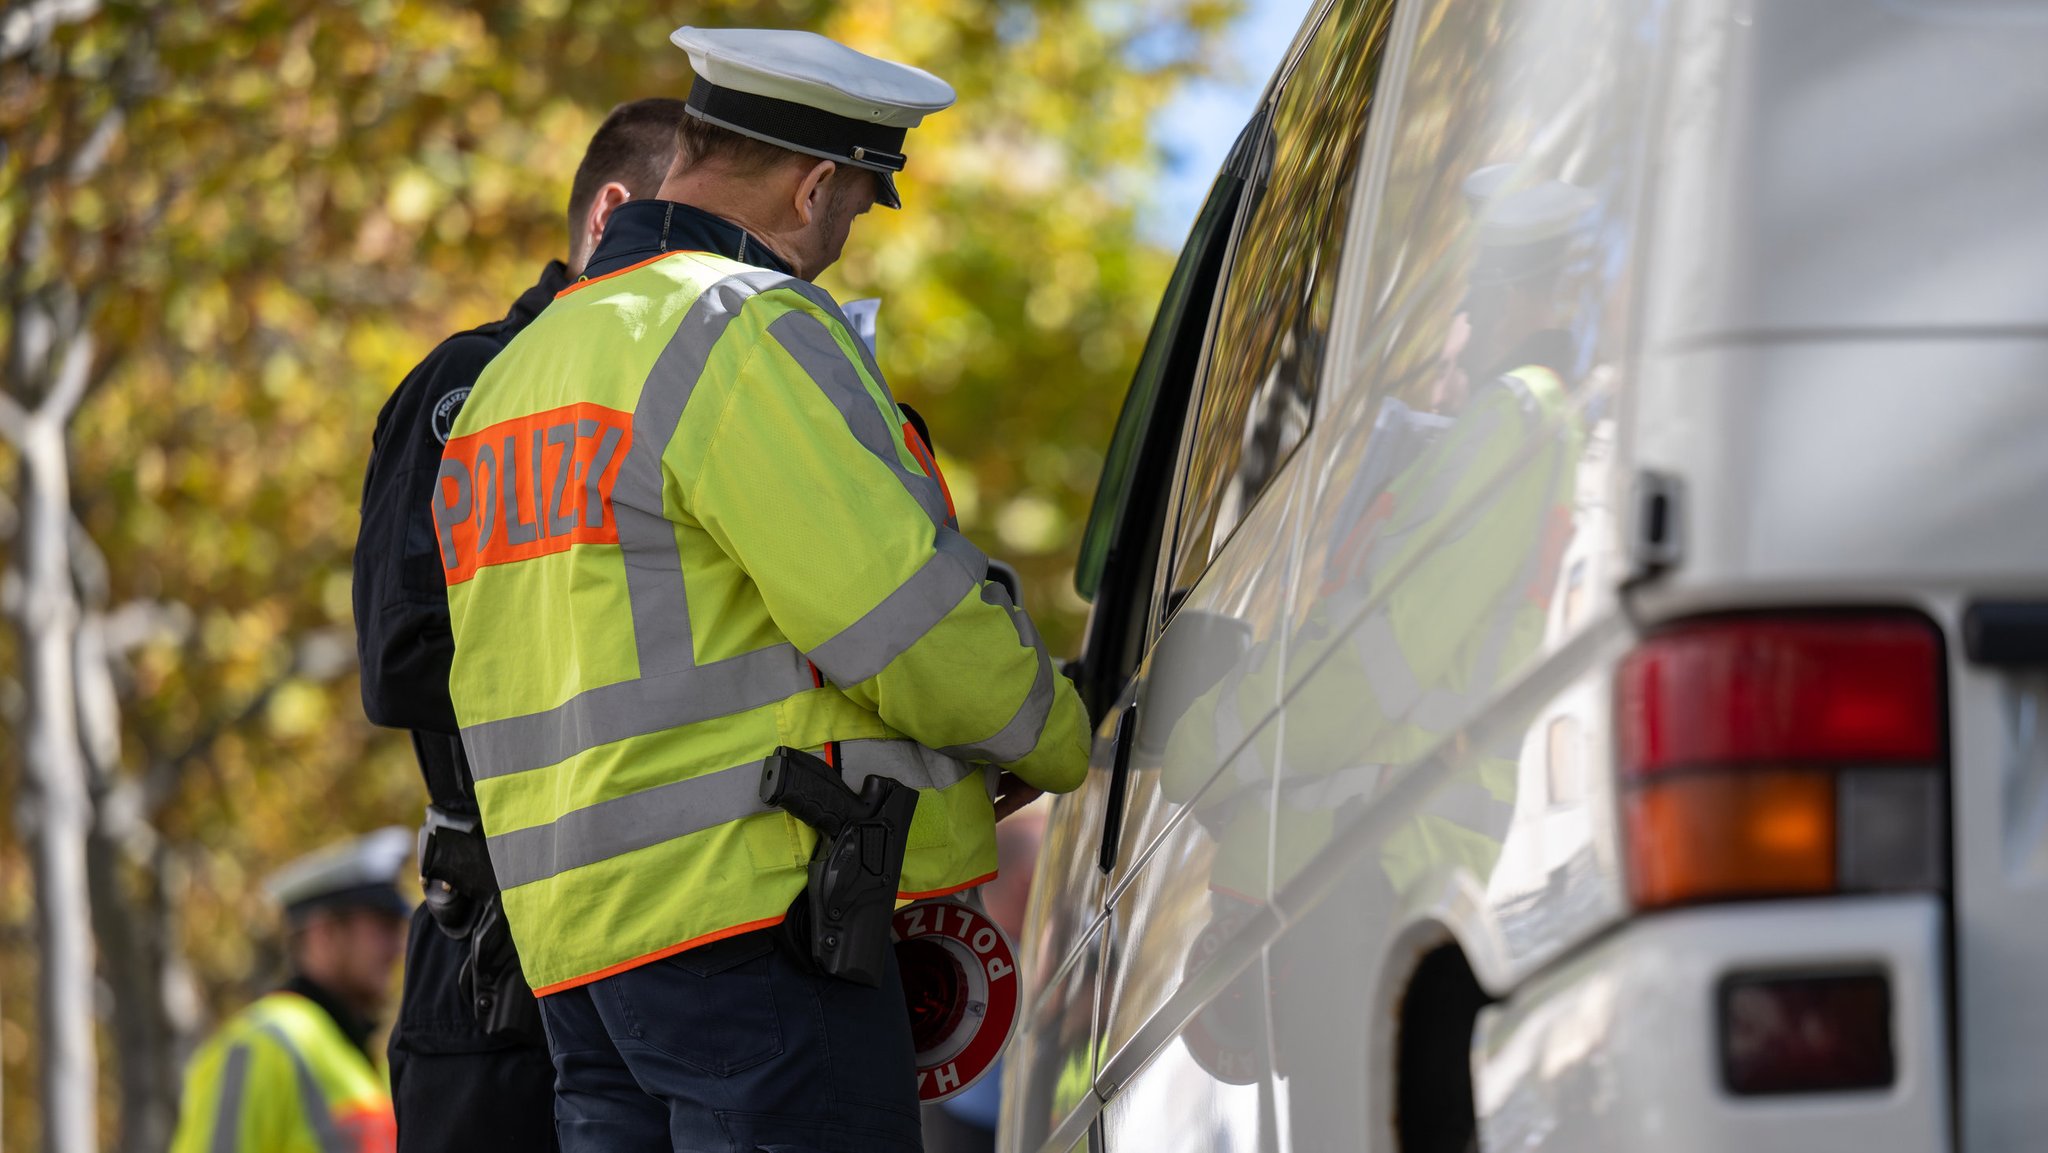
[172,829,412,1153]
[434,26,1090,1151]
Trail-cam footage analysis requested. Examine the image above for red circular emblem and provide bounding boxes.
[893,899,1020,1103]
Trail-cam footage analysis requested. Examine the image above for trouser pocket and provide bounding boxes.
[603,933,785,1077]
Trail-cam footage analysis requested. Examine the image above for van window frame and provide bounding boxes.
[1070,114,1270,721]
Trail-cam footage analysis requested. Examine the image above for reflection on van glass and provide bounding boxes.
[1168,0,1399,598]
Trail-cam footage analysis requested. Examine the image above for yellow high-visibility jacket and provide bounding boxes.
[171,991,395,1153]
[438,248,1090,995]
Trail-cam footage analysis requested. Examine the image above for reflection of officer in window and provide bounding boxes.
[1247,178,1595,1144]
[1221,172,1595,931]
[1451,172,1595,411]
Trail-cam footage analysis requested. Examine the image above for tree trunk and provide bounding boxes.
[86,824,182,1153]
[14,409,101,1153]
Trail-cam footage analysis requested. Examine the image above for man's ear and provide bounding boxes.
[583,181,634,255]
[793,159,837,227]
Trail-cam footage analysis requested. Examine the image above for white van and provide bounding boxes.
[999,0,2048,1150]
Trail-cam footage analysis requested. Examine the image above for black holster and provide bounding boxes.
[759,746,918,987]
[418,804,542,1042]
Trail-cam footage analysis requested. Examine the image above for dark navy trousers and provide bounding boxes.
[537,926,924,1153]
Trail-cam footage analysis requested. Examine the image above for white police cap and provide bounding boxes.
[670,26,957,209]
[1472,179,1596,286]
[265,826,413,920]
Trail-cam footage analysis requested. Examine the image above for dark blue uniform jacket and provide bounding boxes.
[353,261,569,807]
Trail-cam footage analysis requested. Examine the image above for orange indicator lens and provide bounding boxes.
[1625,770,1836,908]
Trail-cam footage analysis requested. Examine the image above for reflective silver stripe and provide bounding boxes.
[766,276,903,432]
[489,758,774,889]
[837,738,976,792]
[934,577,1058,765]
[488,740,975,889]
[255,1023,348,1153]
[786,282,891,395]
[209,1043,253,1153]
[938,640,1056,766]
[614,268,795,676]
[807,529,988,686]
[766,309,952,528]
[463,645,814,781]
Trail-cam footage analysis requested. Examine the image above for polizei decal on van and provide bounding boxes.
[433,403,632,584]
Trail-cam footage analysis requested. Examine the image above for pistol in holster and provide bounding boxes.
[418,804,543,1042]
[759,746,919,987]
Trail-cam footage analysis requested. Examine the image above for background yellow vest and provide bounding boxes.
[171,991,394,1153]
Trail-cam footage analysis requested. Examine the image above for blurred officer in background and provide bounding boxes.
[171,828,412,1153]
[352,97,687,1152]
[433,26,1089,1152]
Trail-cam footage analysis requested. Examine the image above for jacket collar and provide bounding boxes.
[511,261,572,323]
[576,200,793,281]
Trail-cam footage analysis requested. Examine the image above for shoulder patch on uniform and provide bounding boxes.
[431,387,471,445]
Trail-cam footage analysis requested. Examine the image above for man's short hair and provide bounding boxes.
[566,98,690,240]
[674,114,807,180]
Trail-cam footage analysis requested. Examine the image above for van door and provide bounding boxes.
[1262,0,1669,1144]
[1005,130,1260,1153]
[1090,3,1403,1149]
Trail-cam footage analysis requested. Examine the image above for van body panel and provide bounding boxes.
[1630,358,2048,1150]
[1948,663,2048,1153]
[1631,362,2048,591]
[1019,724,1115,993]
[1001,922,1108,1153]
[1099,725,1281,1083]
[1100,1011,1271,1153]
[1474,898,1951,1152]
[1091,430,1304,1105]
[1646,0,2048,346]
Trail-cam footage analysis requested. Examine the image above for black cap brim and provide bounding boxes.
[286,882,412,923]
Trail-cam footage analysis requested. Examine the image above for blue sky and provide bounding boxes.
[1147,0,1311,245]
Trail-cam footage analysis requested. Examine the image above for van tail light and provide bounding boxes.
[1617,614,1947,910]
[1720,970,1896,1095]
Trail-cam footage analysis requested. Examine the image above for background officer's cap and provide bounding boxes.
[670,26,957,210]
[265,826,413,923]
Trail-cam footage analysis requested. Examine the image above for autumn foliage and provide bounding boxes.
[0,0,1233,1148]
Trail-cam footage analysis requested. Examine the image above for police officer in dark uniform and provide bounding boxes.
[351,97,687,1153]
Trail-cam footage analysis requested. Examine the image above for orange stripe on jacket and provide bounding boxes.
[555,250,697,299]
[902,422,957,521]
[530,914,788,997]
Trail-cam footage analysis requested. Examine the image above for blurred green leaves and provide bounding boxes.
[1,0,1233,1144]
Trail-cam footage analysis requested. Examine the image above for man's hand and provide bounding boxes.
[993,772,1044,822]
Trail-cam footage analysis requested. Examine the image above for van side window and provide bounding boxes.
[1071,124,1261,718]
[1164,0,1399,602]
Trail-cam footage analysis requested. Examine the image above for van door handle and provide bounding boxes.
[1098,705,1138,875]
[1963,602,2048,668]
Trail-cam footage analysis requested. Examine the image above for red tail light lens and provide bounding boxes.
[1619,616,1941,774]
[1617,614,1946,910]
